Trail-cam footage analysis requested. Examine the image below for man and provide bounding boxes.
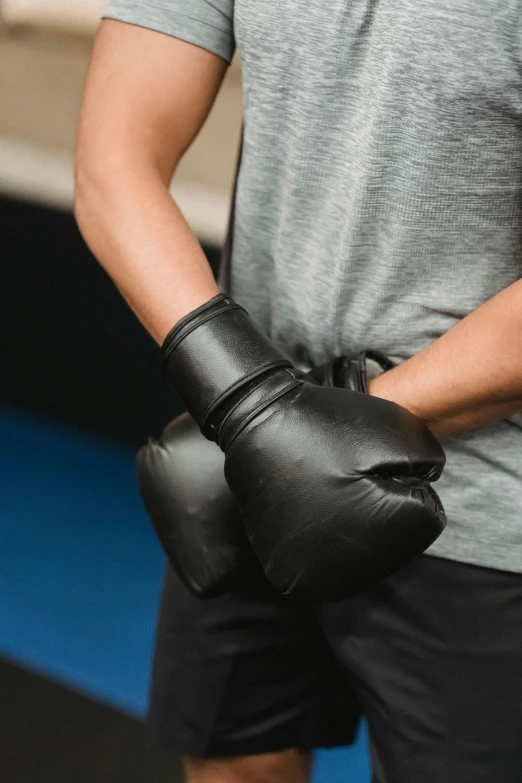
[74,1,522,781]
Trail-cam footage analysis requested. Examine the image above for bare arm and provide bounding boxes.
[74,19,227,344]
[75,22,522,440]
[368,280,522,438]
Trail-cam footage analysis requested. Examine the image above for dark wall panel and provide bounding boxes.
[0,195,221,447]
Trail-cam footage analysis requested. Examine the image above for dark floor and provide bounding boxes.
[1,659,181,783]
[0,193,220,448]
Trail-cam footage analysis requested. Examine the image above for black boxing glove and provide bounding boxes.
[162,296,447,602]
[136,359,340,598]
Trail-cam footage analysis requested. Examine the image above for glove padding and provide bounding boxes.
[160,294,446,602]
[137,412,253,597]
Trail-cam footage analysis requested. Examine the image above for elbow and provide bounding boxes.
[73,144,123,248]
[73,150,93,236]
[73,149,103,236]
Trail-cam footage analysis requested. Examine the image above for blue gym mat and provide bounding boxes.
[0,405,370,782]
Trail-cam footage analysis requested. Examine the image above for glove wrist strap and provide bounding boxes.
[162,296,292,440]
[335,349,395,393]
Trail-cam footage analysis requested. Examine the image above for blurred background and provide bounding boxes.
[0,4,370,780]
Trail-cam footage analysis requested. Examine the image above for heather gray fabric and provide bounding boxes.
[102,0,522,573]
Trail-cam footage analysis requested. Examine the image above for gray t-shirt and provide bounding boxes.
[103,0,522,573]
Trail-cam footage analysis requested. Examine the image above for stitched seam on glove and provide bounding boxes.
[219,376,303,451]
[200,361,292,439]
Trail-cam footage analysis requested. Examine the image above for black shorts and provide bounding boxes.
[148,555,522,782]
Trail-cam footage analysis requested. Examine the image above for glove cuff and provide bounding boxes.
[162,296,292,439]
[334,349,394,393]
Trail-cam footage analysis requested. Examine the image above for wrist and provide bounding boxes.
[155,285,221,345]
[367,370,425,420]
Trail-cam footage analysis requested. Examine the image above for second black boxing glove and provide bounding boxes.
[136,413,252,597]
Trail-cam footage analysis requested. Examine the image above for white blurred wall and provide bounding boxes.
[0,6,243,245]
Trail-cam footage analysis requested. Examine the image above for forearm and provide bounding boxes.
[368,279,522,433]
[74,161,218,345]
[425,399,522,439]
[74,20,228,345]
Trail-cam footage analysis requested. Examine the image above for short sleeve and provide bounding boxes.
[101,0,235,64]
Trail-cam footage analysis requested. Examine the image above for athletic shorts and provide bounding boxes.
[148,555,522,782]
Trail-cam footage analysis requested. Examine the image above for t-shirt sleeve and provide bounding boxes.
[101,0,235,64]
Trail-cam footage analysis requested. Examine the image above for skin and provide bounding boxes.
[368,283,522,438]
[183,750,312,783]
[75,18,522,782]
